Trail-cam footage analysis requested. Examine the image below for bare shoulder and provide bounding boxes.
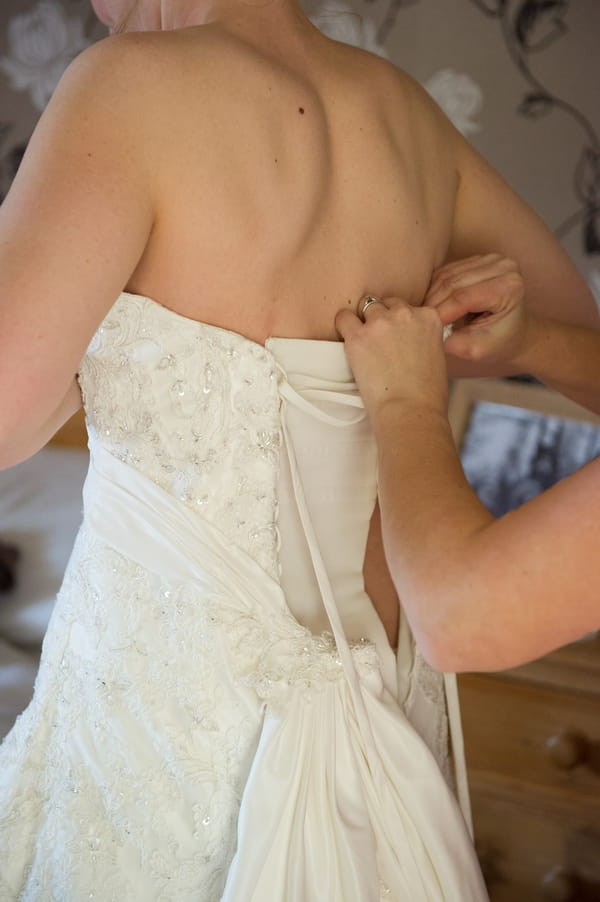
[340,46,461,195]
[57,27,262,118]
[35,30,209,173]
[48,31,169,117]
[343,47,456,133]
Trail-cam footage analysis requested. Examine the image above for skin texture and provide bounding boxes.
[425,254,600,412]
[1,0,598,650]
[336,277,600,670]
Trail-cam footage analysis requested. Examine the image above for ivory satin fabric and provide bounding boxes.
[0,293,487,901]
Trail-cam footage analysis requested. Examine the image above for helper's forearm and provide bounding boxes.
[374,402,493,669]
[373,402,600,673]
[512,317,600,413]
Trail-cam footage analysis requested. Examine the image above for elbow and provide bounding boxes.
[415,629,494,674]
[413,612,523,675]
[0,390,78,468]
[0,420,43,471]
[393,543,510,673]
[415,633,474,675]
[405,599,474,673]
[0,426,20,471]
[0,447,32,472]
[407,586,503,674]
[395,574,483,672]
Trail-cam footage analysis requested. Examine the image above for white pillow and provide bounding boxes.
[0,445,89,646]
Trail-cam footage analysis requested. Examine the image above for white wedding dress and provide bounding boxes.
[0,292,488,901]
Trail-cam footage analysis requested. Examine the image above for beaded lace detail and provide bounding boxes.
[0,528,254,900]
[0,526,380,899]
[407,651,450,781]
[0,295,382,899]
[79,294,283,580]
[0,293,461,902]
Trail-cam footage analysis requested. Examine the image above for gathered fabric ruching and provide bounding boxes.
[0,292,487,901]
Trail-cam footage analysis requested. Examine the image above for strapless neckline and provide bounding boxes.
[118,290,346,353]
[0,285,483,902]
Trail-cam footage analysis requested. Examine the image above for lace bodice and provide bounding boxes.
[79,292,392,659]
[0,291,484,902]
[79,292,284,578]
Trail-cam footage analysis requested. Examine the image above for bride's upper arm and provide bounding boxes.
[447,131,598,329]
[0,35,156,452]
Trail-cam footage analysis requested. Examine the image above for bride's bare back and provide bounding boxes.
[125,23,449,641]
[127,24,457,342]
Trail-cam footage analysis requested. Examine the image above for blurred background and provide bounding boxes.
[1,0,599,304]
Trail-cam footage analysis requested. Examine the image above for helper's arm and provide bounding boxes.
[336,296,600,673]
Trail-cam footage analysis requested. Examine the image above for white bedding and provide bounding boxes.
[0,445,88,738]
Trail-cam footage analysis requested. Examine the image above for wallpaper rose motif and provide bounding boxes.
[312,11,388,57]
[462,0,599,260]
[424,69,483,136]
[0,0,90,112]
[303,0,389,56]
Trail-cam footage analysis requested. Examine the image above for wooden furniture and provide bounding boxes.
[447,380,600,901]
[459,642,600,901]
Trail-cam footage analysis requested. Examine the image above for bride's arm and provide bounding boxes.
[0,37,155,469]
[406,83,600,381]
[447,127,600,342]
[0,379,82,472]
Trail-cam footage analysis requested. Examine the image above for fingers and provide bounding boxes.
[425,258,524,335]
[427,256,517,308]
[442,323,507,362]
[428,253,512,292]
[425,254,521,312]
[335,296,448,422]
[334,307,362,340]
[337,253,525,372]
[360,298,442,338]
[418,253,529,367]
[441,288,528,363]
[335,295,395,338]
[433,276,521,326]
[336,297,444,356]
[428,253,507,291]
[442,327,487,361]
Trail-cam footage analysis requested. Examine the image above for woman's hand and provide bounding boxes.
[336,254,530,425]
[335,298,449,426]
[424,253,531,365]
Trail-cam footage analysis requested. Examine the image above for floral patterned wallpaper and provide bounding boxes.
[0,0,599,303]
[0,0,104,200]
[381,0,600,303]
[1,0,90,112]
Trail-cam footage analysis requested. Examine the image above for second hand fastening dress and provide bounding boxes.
[0,291,489,901]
